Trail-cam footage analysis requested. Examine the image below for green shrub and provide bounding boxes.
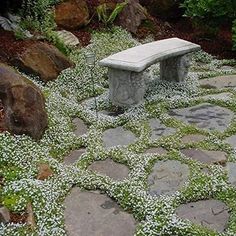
[96,1,128,26]
[233,19,236,50]
[182,0,236,48]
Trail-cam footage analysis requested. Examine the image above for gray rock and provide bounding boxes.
[225,135,236,149]
[148,118,176,141]
[64,188,136,236]
[226,162,236,186]
[64,148,86,165]
[72,118,88,136]
[88,159,129,180]
[200,75,236,89]
[170,103,233,132]
[181,149,227,165]
[145,147,167,155]
[0,205,10,223]
[102,126,136,148]
[201,93,233,101]
[181,134,206,144]
[176,199,229,232]
[148,160,189,196]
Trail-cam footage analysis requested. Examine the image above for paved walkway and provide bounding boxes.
[63,74,236,235]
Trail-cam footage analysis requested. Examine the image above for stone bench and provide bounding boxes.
[99,37,201,107]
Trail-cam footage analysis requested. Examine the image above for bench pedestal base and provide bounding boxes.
[108,68,146,107]
[160,55,190,82]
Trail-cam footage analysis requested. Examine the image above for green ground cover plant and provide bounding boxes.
[0,27,236,235]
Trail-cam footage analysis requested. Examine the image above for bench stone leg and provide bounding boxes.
[160,55,191,82]
[108,68,146,107]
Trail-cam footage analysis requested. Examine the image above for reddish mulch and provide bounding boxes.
[10,211,28,224]
[0,29,36,64]
[137,16,236,59]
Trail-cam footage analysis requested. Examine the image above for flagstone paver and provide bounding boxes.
[72,118,88,136]
[176,199,230,232]
[201,92,233,101]
[181,134,206,144]
[102,126,137,148]
[226,162,236,186]
[145,147,167,155]
[64,188,136,236]
[200,75,236,89]
[181,149,227,165]
[88,159,129,180]
[169,103,234,132]
[148,160,189,196]
[64,148,86,165]
[148,118,176,141]
[225,135,236,149]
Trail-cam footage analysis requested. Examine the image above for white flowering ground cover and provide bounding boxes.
[1,27,236,236]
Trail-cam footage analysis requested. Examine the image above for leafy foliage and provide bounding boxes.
[96,1,128,26]
[233,20,236,51]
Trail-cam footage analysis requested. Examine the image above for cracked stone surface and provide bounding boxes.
[226,162,236,186]
[102,126,136,148]
[148,160,189,196]
[72,118,88,136]
[148,118,176,141]
[88,159,129,180]
[176,199,230,232]
[181,149,227,165]
[201,92,233,101]
[225,135,236,149]
[64,148,86,165]
[200,75,236,89]
[145,147,167,155]
[181,134,206,144]
[64,188,136,236]
[169,103,234,132]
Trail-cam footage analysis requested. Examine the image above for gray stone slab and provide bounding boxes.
[64,148,86,165]
[102,126,136,148]
[169,103,234,132]
[225,135,236,149]
[176,199,229,232]
[148,118,176,141]
[226,162,236,186]
[88,159,129,180]
[72,118,88,136]
[144,147,167,155]
[181,134,206,144]
[200,75,236,89]
[201,93,233,101]
[99,38,200,72]
[148,160,189,196]
[64,188,136,236]
[0,206,10,223]
[181,149,227,165]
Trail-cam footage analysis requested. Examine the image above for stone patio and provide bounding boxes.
[64,188,136,236]
[176,199,229,232]
[102,126,137,148]
[147,160,190,196]
[170,103,234,132]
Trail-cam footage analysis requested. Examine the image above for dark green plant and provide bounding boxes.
[45,30,71,56]
[96,1,128,26]
[182,0,236,48]
[233,19,236,50]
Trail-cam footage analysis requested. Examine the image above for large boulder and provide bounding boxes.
[116,0,147,34]
[140,0,182,19]
[11,42,74,82]
[0,63,48,140]
[55,0,89,30]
